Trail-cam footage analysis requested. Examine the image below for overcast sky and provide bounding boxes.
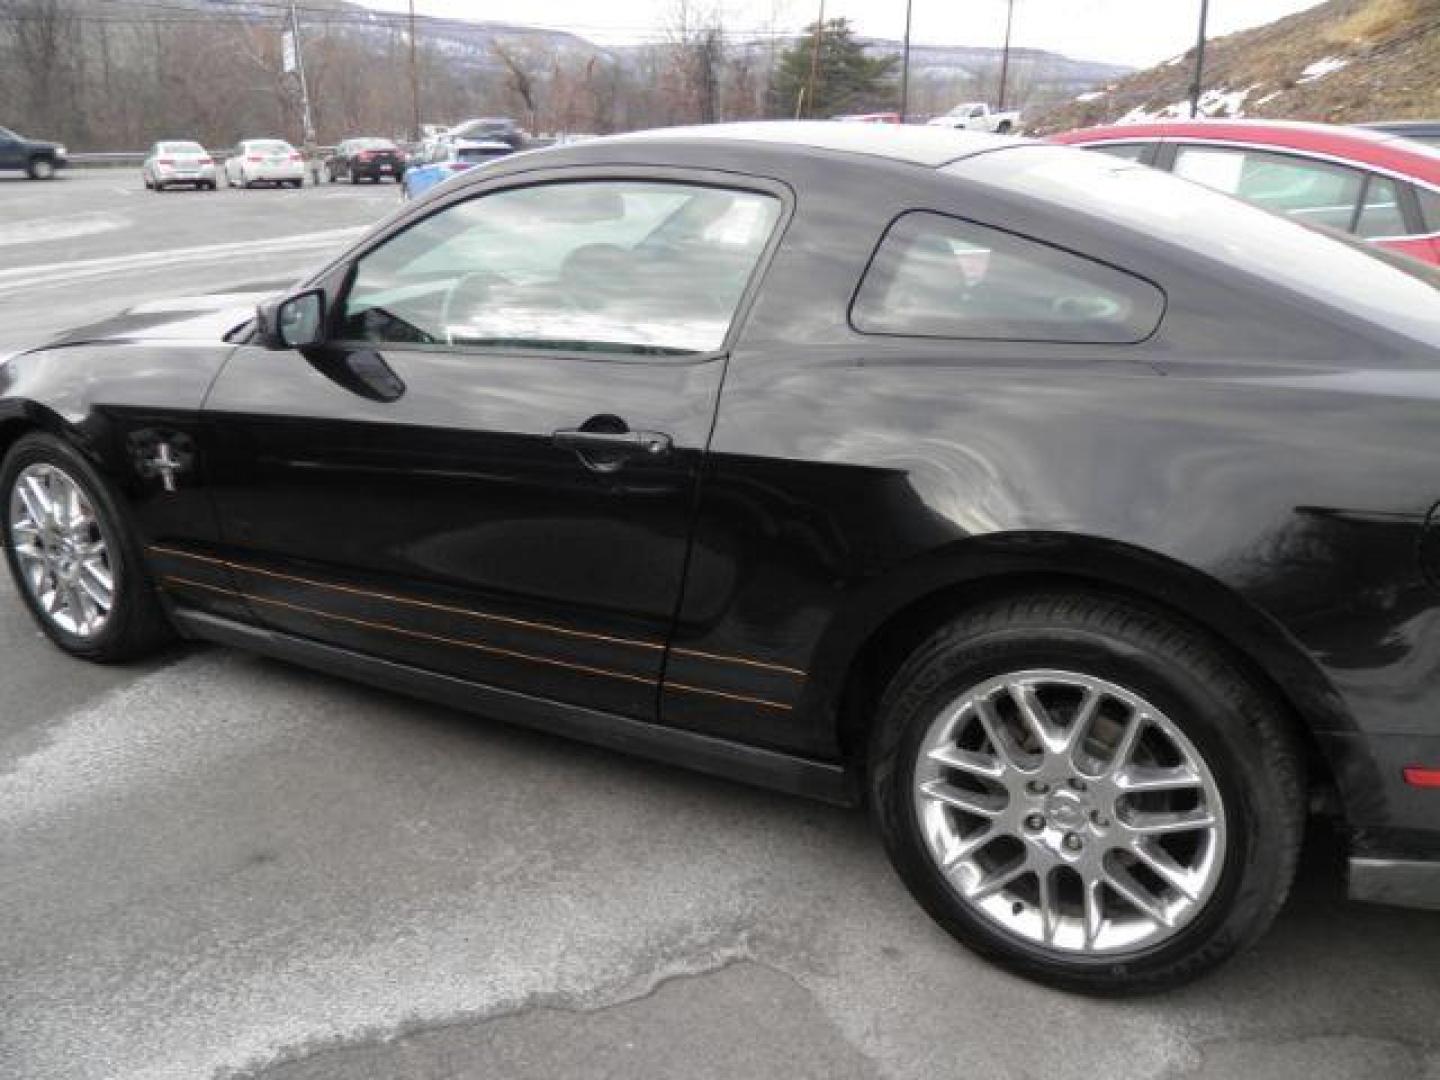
[358,0,1325,68]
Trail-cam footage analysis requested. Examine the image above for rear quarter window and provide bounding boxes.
[851,211,1164,344]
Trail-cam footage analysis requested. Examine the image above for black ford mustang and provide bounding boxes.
[3,123,1438,993]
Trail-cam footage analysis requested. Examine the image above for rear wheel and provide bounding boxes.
[1,433,172,662]
[868,591,1303,994]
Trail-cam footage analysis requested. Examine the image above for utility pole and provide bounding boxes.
[996,0,1015,111]
[409,0,422,142]
[805,0,824,119]
[288,0,316,154]
[1189,0,1211,118]
[900,0,913,122]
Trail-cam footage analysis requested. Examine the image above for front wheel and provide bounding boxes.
[28,156,56,180]
[868,591,1303,994]
[1,433,173,662]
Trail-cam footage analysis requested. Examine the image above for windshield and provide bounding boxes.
[159,141,204,154]
[949,146,1440,347]
[249,140,292,154]
[354,138,396,150]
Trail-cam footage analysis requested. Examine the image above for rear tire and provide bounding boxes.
[868,590,1304,994]
[1,433,173,663]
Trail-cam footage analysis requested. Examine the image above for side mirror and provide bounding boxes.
[258,289,326,349]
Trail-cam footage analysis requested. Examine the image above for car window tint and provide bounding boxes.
[851,211,1163,343]
[1355,175,1406,238]
[339,180,781,356]
[1417,185,1440,233]
[1087,143,1148,162]
[1173,145,1362,232]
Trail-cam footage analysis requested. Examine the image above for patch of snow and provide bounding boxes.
[1298,56,1349,82]
[0,212,127,248]
[1074,90,1105,103]
[1255,90,1283,106]
[1116,84,1260,124]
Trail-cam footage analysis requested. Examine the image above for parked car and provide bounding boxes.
[223,140,305,189]
[1361,120,1440,149]
[3,123,1439,994]
[445,116,524,149]
[927,102,1021,134]
[142,140,217,191]
[325,138,407,184]
[0,125,67,179]
[400,139,514,200]
[1053,119,1440,265]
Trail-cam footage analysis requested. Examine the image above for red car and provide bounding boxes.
[1053,119,1440,265]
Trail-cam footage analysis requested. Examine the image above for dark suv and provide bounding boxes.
[325,138,406,183]
[0,125,67,179]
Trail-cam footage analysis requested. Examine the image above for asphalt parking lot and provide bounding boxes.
[2,170,1439,1080]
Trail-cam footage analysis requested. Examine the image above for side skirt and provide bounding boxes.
[171,608,857,806]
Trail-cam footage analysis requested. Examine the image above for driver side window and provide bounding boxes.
[337,179,782,357]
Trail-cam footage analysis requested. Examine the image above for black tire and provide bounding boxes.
[27,156,56,180]
[1,433,173,663]
[997,121,1013,134]
[868,590,1304,995]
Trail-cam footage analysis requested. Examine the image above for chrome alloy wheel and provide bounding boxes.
[913,670,1226,955]
[8,463,116,638]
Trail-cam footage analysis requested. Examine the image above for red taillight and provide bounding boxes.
[446,163,469,171]
[289,153,302,161]
[198,157,213,165]
[158,158,174,165]
[1404,766,1440,788]
[247,155,262,162]
[358,151,374,160]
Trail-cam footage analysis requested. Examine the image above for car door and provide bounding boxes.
[0,127,21,170]
[190,168,789,721]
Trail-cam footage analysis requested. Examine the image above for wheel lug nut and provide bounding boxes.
[1063,833,1083,851]
[1026,780,1048,795]
[1068,777,1087,792]
[1024,814,1045,832]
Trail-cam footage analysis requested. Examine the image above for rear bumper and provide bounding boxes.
[1349,857,1440,911]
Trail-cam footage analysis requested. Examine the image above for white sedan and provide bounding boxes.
[224,140,305,189]
[142,141,217,191]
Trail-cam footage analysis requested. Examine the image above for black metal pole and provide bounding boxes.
[900,0,913,121]
[409,0,421,141]
[1189,0,1210,118]
[997,0,1015,112]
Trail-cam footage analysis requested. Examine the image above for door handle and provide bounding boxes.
[552,428,673,458]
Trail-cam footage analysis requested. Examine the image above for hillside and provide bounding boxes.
[1030,0,1440,134]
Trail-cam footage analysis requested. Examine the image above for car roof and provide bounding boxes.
[575,121,1026,168]
[1052,119,1440,183]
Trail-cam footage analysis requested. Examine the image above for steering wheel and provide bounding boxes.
[439,270,509,345]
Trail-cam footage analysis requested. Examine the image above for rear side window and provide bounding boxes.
[1418,185,1440,233]
[851,211,1164,343]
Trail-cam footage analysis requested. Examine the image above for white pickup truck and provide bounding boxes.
[926,102,1021,134]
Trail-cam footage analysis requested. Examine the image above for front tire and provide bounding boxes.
[27,156,56,180]
[1,433,173,662]
[868,591,1303,994]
